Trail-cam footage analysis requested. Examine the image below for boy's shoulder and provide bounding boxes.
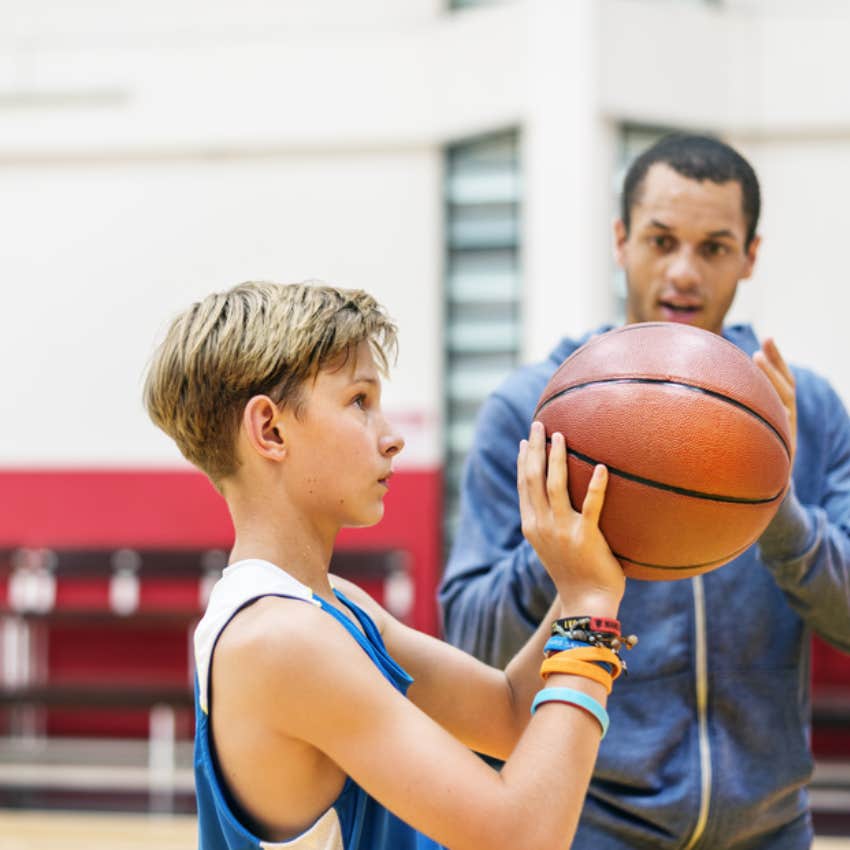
[330,574,387,625]
[195,559,321,711]
[211,592,330,689]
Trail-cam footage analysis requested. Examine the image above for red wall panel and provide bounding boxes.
[0,467,442,634]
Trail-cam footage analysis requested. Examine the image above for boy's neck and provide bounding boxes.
[227,505,338,598]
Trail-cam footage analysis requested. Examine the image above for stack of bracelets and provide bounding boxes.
[531,616,638,739]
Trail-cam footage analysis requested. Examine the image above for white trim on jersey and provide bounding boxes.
[194,559,319,714]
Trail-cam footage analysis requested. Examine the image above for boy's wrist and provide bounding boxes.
[556,590,621,621]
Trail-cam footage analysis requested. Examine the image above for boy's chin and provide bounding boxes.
[343,506,385,529]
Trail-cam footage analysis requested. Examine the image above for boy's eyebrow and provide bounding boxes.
[351,375,379,385]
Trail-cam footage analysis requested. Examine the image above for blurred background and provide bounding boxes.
[2,0,850,845]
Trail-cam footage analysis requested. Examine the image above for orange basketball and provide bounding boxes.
[534,323,792,580]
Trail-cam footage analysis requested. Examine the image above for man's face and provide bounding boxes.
[614,162,760,335]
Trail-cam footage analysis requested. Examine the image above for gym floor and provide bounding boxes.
[0,811,847,850]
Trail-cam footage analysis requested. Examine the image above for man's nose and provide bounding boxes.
[666,247,701,290]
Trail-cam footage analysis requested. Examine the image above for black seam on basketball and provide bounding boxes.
[535,377,790,458]
[613,539,754,571]
[564,445,786,505]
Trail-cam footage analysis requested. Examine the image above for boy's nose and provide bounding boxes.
[381,432,405,457]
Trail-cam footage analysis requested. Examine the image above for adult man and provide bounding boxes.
[439,134,850,850]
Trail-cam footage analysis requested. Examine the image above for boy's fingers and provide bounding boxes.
[546,431,570,513]
[524,421,550,518]
[517,439,531,523]
[581,464,608,526]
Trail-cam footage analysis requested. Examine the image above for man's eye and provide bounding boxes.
[703,242,728,257]
[652,235,674,251]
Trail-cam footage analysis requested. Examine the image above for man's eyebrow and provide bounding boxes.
[646,220,738,241]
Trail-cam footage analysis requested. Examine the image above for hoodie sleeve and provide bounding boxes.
[757,371,850,651]
[438,389,557,669]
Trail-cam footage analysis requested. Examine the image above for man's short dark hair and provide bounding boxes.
[621,133,761,248]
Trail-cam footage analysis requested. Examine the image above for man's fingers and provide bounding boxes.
[762,338,794,385]
[581,464,608,527]
[754,339,795,406]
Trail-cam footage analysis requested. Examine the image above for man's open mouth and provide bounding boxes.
[660,300,700,313]
[659,299,702,319]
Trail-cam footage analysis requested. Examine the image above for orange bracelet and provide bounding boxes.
[546,646,624,679]
[540,657,613,694]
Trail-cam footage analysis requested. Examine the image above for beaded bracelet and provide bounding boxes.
[531,687,609,738]
[552,624,638,653]
[552,616,622,635]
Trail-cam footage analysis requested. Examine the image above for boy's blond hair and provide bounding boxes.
[143,281,397,484]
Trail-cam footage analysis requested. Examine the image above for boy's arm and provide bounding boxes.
[337,578,565,760]
[238,596,608,850]
[343,427,623,761]
[218,425,625,850]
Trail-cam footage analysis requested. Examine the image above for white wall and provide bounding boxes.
[0,0,527,471]
[0,3,525,156]
[1,150,442,468]
[3,0,850,474]
[727,137,850,405]
[522,0,618,358]
[2,0,444,42]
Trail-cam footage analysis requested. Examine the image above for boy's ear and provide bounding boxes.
[242,395,287,462]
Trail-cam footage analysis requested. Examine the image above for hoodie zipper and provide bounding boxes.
[682,574,711,850]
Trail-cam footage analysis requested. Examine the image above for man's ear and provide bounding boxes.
[613,218,628,268]
[741,234,762,280]
[241,395,287,462]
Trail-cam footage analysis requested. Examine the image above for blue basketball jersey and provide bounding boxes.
[193,558,445,850]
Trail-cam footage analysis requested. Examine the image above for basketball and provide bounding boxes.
[533,322,792,580]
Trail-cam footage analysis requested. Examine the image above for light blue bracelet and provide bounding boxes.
[531,687,610,739]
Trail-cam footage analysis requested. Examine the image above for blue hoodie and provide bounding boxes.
[439,324,850,850]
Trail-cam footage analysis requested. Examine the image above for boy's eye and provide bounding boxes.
[353,393,367,409]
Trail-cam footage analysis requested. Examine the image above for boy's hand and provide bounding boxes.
[753,338,797,468]
[517,421,625,616]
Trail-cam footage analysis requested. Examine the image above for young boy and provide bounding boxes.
[144,281,627,850]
